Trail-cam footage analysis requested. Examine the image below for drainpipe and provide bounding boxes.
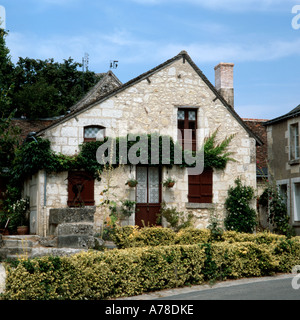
[43,170,47,237]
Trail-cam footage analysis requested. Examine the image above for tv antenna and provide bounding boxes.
[81,52,89,93]
[82,53,89,72]
[110,60,118,69]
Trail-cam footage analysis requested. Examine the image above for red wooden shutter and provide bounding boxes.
[188,168,213,203]
[67,171,95,207]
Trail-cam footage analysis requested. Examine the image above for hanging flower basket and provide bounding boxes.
[163,178,176,188]
[125,179,138,187]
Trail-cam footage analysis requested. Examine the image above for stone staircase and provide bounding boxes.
[0,207,114,260]
[0,234,85,260]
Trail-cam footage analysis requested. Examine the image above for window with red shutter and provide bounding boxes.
[67,171,95,207]
[188,168,213,203]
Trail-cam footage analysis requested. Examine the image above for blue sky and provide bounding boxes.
[1,0,300,120]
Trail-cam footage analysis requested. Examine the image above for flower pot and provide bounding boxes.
[167,182,175,188]
[127,181,138,187]
[0,229,9,235]
[17,226,29,235]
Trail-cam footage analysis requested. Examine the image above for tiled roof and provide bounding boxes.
[243,118,268,170]
[264,104,300,126]
[11,118,58,141]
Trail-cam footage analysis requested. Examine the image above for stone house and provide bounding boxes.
[22,51,261,237]
[264,105,300,235]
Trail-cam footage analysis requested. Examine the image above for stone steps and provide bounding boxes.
[0,235,87,260]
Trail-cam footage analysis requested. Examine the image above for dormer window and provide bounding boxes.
[84,126,105,142]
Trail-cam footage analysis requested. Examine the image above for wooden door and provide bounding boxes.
[135,166,161,227]
[67,171,95,207]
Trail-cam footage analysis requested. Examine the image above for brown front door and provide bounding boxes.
[135,166,161,227]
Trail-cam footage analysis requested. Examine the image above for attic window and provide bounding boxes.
[84,126,105,142]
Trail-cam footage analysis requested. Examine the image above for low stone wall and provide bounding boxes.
[49,207,97,249]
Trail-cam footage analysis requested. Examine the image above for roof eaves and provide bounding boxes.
[264,108,300,126]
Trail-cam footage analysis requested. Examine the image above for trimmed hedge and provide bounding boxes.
[2,245,206,300]
[112,226,290,248]
[3,236,300,300]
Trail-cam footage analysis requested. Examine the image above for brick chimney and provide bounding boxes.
[214,62,234,108]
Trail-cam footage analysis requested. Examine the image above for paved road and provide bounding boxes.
[115,274,300,301]
[156,274,300,300]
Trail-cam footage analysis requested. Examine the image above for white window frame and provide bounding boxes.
[276,179,290,217]
[291,178,300,222]
[289,123,300,161]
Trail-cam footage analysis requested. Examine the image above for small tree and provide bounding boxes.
[259,183,293,237]
[224,178,257,233]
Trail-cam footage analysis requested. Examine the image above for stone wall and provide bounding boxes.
[34,56,257,233]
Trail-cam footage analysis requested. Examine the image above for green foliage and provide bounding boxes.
[224,178,257,233]
[157,202,194,232]
[11,57,102,119]
[0,30,15,116]
[0,30,101,119]
[10,130,236,191]
[203,129,236,169]
[0,110,21,172]
[7,197,29,230]
[259,184,294,237]
[4,233,300,299]
[207,210,224,242]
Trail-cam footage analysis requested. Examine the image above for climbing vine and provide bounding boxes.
[9,129,235,188]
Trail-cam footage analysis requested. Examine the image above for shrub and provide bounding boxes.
[2,245,207,300]
[224,178,257,233]
[175,228,211,244]
[4,235,300,300]
[157,202,194,232]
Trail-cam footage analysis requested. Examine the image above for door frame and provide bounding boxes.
[135,165,162,227]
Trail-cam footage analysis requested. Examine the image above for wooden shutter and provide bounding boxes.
[67,171,95,207]
[188,168,213,203]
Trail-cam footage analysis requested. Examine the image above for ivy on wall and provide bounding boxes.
[10,130,236,187]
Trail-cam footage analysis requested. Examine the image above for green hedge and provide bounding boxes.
[3,236,300,300]
[112,226,290,248]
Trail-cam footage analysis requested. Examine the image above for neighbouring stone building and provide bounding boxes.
[265,105,300,235]
[22,51,261,237]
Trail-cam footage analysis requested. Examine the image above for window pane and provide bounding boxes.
[148,167,159,203]
[188,111,196,121]
[96,129,105,140]
[136,167,147,203]
[84,127,100,138]
[294,183,300,221]
[177,110,185,120]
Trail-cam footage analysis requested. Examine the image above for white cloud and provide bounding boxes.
[6,27,300,78]
[159,38,300,63]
